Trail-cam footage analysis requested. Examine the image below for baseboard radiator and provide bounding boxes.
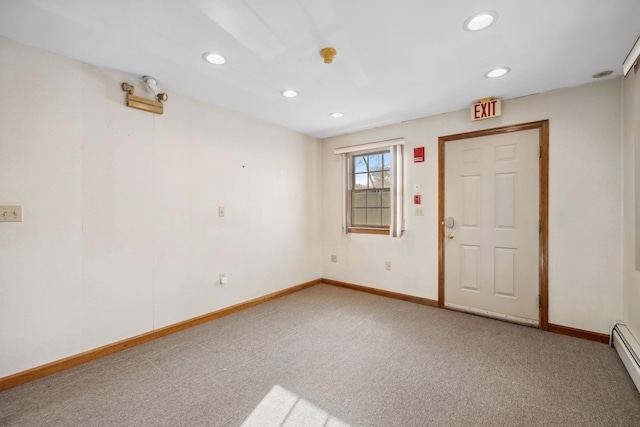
[611,322,640,392]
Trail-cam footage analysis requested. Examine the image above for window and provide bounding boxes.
[352,151,391,227]
[334,139,404,237]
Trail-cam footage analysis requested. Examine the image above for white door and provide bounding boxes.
[444,129,540,325]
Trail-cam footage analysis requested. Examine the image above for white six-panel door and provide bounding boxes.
[444,129,540,325]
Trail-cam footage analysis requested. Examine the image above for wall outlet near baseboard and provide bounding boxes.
[331,255,337,263]
[219,273,228,285]
[385,261,391,271]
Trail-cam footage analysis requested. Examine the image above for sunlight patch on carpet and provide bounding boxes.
[241,384,350,427]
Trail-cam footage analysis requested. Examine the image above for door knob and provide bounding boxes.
[447,232,454,239]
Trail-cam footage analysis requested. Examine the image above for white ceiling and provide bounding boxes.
[1,0,638,139]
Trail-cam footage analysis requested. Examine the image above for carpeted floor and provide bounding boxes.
[1,284,639,426]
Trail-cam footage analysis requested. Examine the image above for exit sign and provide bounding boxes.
[471,98,501,121]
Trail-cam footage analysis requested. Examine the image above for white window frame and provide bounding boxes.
[334,138,404,237]
[623,35,640,76]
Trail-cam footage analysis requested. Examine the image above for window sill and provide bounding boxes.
[348,227,390,236]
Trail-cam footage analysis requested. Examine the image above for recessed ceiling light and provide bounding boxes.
[203,52,226,65]
[281,89,298,98]
[486,67,511,79]
[592,70,613,79]
[330,112,344,118]
[464,11,498,32]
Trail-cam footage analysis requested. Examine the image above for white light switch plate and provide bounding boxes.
[0,205,22,222]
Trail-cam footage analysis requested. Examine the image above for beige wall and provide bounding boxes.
[0,34,630,379]
[321,78,624,335]
[0,37,322,378]
[623,66,640,340]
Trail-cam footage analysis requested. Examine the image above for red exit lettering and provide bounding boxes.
[471,99,501,121]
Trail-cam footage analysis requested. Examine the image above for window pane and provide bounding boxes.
[353,191,367,208]
[367,208,382,225]
[354,156,368,173]
[381,208,390,226]
[369,154,383,171]
[352,208,366,225]
[347,147,399,231]
[354,173,368,189]
[383,171,391,188]
[381,190,391,207]
[367,190,382,207]
[383,152,391,170]
[369,172,383,188]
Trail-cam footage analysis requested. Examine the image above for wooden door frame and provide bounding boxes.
[438,120,549,330]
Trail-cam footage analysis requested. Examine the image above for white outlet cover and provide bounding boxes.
[413,184,421,194]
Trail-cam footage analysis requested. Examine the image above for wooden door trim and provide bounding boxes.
[438,120,549,330]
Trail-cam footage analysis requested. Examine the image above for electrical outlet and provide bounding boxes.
[219,273,228,285]
[415,206,424,216]
[0,205,22,222]
[385,261,391,271]
[218,206,225,217]
[331,255,337,263]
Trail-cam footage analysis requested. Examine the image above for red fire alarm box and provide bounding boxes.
[414,147,425,163]
[414,194,421,204]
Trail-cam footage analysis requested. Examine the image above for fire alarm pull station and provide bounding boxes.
[414,195,421,204]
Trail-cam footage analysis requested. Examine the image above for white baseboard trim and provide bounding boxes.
[611,322,640,393]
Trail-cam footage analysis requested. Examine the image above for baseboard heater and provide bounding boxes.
[611,322,640,392]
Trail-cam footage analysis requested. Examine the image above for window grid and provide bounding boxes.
[351,151,391,227]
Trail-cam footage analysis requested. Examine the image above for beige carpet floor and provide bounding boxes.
[1,284,639,426]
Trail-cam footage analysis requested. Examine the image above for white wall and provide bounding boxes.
[623,67,640,340]
[0,37,322,378]
[0,33,628,379]
[321,78,623,334]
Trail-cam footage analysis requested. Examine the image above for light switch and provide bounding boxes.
[218,206,225,217]
[414,184,421,194]
[0,205,22,222]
